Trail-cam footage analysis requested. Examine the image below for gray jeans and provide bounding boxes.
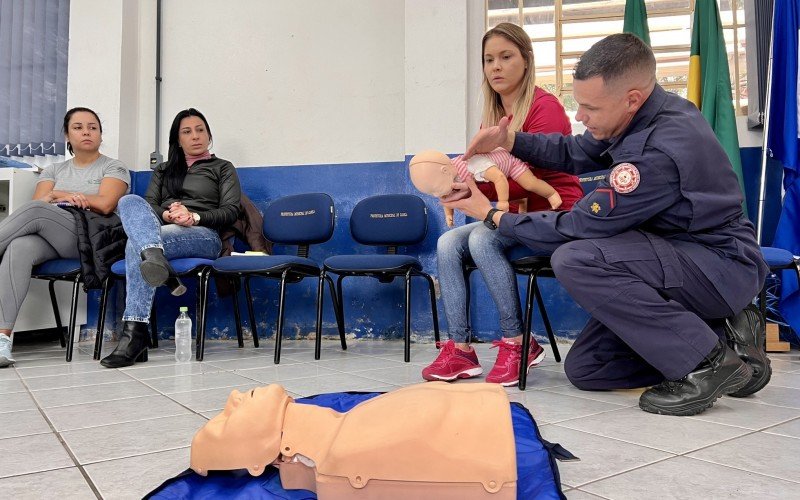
[0,201,79,329]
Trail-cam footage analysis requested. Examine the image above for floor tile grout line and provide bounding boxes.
[566,454,677,491]
[548,420,689,457]
[683,454,800,485]
[568,454,678,490]
[688,413,800,434]
[78,445,191,468]
[0,465,77,483]
[17,376,103,499]
[569,487,614,499]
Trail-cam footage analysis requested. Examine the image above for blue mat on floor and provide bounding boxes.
[146,391,569,499]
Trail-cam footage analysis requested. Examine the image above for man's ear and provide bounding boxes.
[626,88,646,113]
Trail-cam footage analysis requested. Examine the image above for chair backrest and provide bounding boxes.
[263,193,335,246]
[350,194,427,247]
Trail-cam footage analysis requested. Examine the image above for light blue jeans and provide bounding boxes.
[436,222,532,343]
[118,195,221,322]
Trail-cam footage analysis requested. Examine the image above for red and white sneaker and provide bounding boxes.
[422,340,483,382]
[486,337,546,386]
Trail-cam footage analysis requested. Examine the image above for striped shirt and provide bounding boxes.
[451,149,531,182]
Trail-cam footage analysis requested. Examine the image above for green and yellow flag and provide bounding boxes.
[688,0,747,210]
[623,0,651,46]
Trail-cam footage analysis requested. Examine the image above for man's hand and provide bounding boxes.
[440,175,495,222]
[464,116,514,159]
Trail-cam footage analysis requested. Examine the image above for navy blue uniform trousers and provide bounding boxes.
[551,231,734,390]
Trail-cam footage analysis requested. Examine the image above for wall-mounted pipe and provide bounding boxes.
[149,0,163,168]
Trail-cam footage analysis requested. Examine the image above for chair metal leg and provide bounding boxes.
[150,303,159,348]
[231,278,244,348]
[315,272,325,360]
[518,274,536,390]
[197,269,212,361]
[463,267,474,345]
[404,269,412,363]
[336,274,346,332]
[94,277,113,360]
[420,272,440,347]
[274,270,289,364]
[533,271,561,362]
[325,274,346,350]
[47,280,66,348]
[65,275,81,362]
[244,276,259,347]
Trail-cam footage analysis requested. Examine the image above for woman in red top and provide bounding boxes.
[422,23,580,386]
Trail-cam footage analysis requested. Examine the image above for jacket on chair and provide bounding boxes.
[64,207,127,291]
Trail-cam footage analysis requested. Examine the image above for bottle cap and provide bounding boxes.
[179,306,188,312]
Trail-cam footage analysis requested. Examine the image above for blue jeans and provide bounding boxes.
[118,195,221,322]
[437,222,531,343]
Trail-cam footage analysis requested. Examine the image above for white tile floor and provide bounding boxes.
[2,338,800,499]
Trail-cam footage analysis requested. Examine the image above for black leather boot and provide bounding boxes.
[638,340,753,416]
[100,321,151,368]
[140,248,186,296]
[725,304,771,397]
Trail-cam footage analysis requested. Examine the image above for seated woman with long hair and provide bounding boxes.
[100,108,241,368]
[0,107,130,367]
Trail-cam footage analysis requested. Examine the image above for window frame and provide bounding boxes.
[485,0,748,115]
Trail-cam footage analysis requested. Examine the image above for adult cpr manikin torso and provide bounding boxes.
[190,382,517,499]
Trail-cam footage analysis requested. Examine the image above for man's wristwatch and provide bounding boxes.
[483,208,502,230]
[191,212,201,225]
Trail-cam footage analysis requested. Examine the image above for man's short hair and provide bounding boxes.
[573,33,656,86]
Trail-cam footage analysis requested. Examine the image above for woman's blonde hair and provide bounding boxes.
[480,23,536,132]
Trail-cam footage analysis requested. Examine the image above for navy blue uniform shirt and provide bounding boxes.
[500,85,768,310]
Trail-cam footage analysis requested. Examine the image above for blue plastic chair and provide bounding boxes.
[759,246,800,318]
[208,193,344,364]
[320,194,440,362]
[31,258,83,361]
[93,257,224,360]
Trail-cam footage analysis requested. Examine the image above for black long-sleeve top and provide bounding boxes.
[145,156,241,231]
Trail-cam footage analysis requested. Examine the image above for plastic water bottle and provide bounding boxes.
[175,307,192,362]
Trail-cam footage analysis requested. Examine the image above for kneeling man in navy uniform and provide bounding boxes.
[450,33,771,416]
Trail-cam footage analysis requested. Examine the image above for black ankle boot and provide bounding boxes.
[166,276,187,297]
[100,321,151,368]
[725,304,771,397]
[638,340,753,416]
[140,248,173,287]
[140,248,186,295]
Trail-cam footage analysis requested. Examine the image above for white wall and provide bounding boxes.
[67,0,476,171]
[67,0,125,160]
[66,2,762,172]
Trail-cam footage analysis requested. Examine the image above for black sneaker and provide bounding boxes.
[638,340,752,416]
[725,304,771,397]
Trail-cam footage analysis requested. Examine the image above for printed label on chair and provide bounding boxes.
[280,210,316,217]
[370,212,408,218]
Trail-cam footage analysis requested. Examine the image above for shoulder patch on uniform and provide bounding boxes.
[609,162,640,194]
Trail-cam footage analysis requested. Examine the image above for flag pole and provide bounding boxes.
[756,1,776,245]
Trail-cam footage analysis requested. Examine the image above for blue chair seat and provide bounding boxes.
[110,257,214,276]
[212,255,319,274]
[33,258,81,276]
[762,247,796,268]
[324,254,422,273]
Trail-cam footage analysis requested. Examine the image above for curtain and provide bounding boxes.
[0,0,69,158]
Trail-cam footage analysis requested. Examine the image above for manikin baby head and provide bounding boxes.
[190,384,292,476]
[409,150,471,202]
